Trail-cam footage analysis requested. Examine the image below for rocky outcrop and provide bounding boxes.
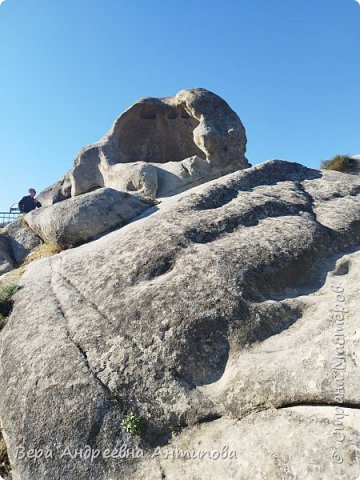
[1,219,43,265]
[25,188,152,248]
[1,160,360,479]
[37,177,71,207]
[2,88,249,274]
[39,88,250,205]
[136,407,360,479]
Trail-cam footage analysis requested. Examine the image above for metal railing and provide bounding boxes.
[0,211,21,228]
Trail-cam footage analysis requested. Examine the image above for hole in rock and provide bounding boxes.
[115,103,205,164]
[176,316,230,387]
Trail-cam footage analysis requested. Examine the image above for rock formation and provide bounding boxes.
[2,219,43,264]
[38,88,250,205]
[1,159,360,480]
[26,188,153,248]
[0,88,250,273]
[0,219,43,271]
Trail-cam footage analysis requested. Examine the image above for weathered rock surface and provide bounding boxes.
[40,88,250,204]
[136,407,360,479]
[0,234,15,274]
[37,177,71,207]
[25,188,152,248]
[1,160,360,480]
[2,219,43,265]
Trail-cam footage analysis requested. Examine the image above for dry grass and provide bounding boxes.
[0,243,61,285]
[23,242,61,265]
[0,266,26,287]
[321,155,357,174]
[140,195,161,206]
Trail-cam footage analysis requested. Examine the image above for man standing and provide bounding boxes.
[18,188,42,214]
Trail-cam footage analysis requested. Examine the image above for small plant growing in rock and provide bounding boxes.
[170,424,182,437]
[110,390,121,401]
[140,195,161,206]
[321,155,357,174]
[0,428,11,478]
[122,412,146,437]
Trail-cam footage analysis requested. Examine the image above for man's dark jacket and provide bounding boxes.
[18,196,42,214]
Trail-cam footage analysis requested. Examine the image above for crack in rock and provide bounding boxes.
[49,257,112,398]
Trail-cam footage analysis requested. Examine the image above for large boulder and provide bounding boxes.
[2,218,43,265]
[40,88,250,202]
[25,187,152,248]
[1,160,360,479]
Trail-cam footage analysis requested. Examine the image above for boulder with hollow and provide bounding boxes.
[39,88,250,205]
[1,160,360,479]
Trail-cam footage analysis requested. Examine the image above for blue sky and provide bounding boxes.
[0,0,359,210]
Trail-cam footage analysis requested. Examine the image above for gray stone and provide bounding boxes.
[2,219,43,265]
[25,187,152,248]
[37,176,72,207]
[0,234,15,275]
[135,408,360,479]
[41,88,250,202]
[1,160,360,479]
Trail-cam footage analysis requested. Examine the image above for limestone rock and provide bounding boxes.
[2,218,43,265]
[1,160,360,480]
[25,187,152,248]
[41,88,250,202]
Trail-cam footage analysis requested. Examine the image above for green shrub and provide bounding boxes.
[321,155,357,174]
[122,412,146,437]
